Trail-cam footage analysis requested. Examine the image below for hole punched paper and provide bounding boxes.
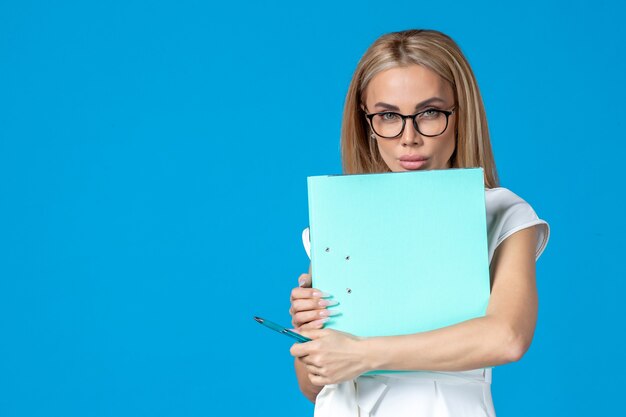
[306,168,491,374]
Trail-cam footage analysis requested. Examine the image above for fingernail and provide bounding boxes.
[319,309,341,317]
[314,318,329,327]
[299,279,306,287]
[318,299,339,307]
[312,291,331,298]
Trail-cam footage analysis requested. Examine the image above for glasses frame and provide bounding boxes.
[365,107,456,139]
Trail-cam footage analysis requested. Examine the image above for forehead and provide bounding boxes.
[364,65,453,107]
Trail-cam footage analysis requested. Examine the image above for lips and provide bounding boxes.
[398,155,428,170]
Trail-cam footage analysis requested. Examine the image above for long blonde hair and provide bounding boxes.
[341,29,499,188]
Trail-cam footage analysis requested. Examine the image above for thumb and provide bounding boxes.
[298,328,326,340]
[298,273,312,288]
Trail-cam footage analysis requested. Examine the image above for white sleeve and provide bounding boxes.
[302,227,311,260]
[487,189,550,261]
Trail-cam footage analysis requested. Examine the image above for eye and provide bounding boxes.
[379,112,400,122]
[418,109,442,119]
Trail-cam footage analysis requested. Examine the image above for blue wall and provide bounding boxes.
[1,1,624,415]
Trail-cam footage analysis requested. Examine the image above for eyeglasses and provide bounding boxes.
[365,107,456,138]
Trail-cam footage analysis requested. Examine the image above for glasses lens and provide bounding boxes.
[372,113,403,138]
[416,110,448,136]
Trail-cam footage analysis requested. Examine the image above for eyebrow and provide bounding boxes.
[373,97,447,111]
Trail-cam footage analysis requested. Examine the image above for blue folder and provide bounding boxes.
[307,168,490,339]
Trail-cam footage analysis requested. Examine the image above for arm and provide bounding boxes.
[291,226,541,385]
[364,226,539,372]
[293,264,325,403]
[295,356,323,402]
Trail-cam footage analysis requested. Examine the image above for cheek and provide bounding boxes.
[376,140,394,159]
[375,140,397,169]
[376,140,386,154]
[425,134,456,169]
[437,131,456,159]
[446,134,456,154]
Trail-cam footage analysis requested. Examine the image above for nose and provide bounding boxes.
[400,118,424,147]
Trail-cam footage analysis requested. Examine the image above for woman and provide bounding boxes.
[289,29,549,417]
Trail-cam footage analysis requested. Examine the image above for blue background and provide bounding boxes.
[1,0,624,415]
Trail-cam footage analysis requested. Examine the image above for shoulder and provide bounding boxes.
[485,187,542,222]
[485,187,530,210]
[485,187,550,261]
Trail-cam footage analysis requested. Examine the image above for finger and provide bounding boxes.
[289,343,307,358]
[308,373,328,387]
[306,364,324,375]
[292,310,323,328]
[291,298,318,314]
[298,273,312,288]
[298,328,327,340]
[290,287,331,301]
[292,298,338,314]
[292,309,336,328]
[293,307,341,327]
[299,318,329,330]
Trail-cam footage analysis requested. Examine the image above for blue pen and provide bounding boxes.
[254,316,311,343]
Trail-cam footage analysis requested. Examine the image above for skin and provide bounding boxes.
[364,65,457,172]
[289,64,540,403]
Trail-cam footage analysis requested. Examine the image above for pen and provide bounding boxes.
[254,316,312,343]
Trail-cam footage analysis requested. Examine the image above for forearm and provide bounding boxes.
[363,315,527,372]
[294,357,324,403]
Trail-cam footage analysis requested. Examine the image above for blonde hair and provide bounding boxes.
[341,29,499,188]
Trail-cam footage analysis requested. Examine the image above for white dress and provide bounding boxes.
[301,187,550,417]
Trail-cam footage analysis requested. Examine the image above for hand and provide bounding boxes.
[289,329,368,385]
[289,273,339,331]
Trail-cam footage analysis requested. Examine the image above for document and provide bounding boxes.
[307,168,490,338]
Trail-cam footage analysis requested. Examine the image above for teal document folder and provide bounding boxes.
[307,168,490,339]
